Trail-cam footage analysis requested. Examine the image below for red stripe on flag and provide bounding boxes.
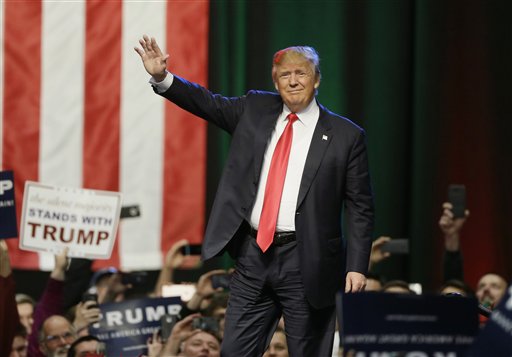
[83,2,122,270]
[161,1,208,255]
[3,2,42,269]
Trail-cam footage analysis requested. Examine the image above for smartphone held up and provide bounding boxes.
[180,244,202,256]
[448,184,466,218]
[177,243,203,269]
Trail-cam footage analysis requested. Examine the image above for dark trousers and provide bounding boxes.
[221,233,336,357]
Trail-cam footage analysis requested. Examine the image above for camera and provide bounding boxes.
[211,273,232,290]
[82,290,99,309]
[192,316,219,333]
[180,244,202,256]
[160,314,180,342]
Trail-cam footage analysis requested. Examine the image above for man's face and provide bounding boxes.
[10,335,28,357]
[181,331,220,357]
[262,331,288,357]
[17,303,34,335]
[476,273,507,307]
[273,58,319,114]
[39,316,76,357]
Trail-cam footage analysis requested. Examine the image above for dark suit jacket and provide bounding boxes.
[159,76,374,308]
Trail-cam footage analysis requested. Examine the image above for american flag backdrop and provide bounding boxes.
[0,1,209,271]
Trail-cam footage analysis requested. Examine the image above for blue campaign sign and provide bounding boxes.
[0,170,18,239]
[341,292,479,356]
[469,283,512,356]
[89,296,183,357]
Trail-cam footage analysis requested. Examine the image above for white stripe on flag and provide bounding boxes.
[39,1,86,271]
[2,1,207,271]
[119,1,167,270]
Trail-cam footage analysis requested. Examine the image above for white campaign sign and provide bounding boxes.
[19,181,122,259]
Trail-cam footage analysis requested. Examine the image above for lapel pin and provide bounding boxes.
[322,135,328,141]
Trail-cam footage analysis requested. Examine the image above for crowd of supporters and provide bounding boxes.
[2,201,508,357]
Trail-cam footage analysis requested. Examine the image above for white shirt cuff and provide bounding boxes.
[149,71,174,93]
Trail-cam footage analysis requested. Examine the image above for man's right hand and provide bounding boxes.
[134,35,169,82]
[439,202,469,251]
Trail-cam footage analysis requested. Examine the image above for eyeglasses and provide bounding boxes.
[44,331,75,344]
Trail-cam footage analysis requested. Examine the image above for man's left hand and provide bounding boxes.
[345,271,366,293]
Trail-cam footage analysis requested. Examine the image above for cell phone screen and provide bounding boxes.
[448,184,466,218]
[180,244,202,255]
[211,273,232,290]
[160,314,179,342]
[380,239,409,254]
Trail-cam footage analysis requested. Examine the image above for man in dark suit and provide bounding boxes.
[135,35,374,356]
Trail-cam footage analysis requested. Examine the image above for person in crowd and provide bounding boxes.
[153,239,201,297]
[154,239,230,331]
[67,335,104,357]
[263,327,289,357]
[1,241,21,357]
[26,250,68,357]
[89,267,132,304]
[439,202,508,308]
[365,272,384,292]
[381,280,415,294]
[475,272,508,309]
[147,313,221,357]
[68,299,101,337]
[368,236,391,271]
[135,35,374,356]
[364,236,393,292]
[178,330,221,357]
[26,249,100,357]
[38,315,77,357]
[202,291,229,339]
[10,324,28,357]
[439,201,469,282]
[438,279,473,297]
[16,294,36,335]
[181,269,229,314]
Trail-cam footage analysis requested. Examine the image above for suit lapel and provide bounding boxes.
[296,105,333,209]
[253,102,282,181]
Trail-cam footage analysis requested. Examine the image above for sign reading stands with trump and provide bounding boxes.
[19,181,122,259]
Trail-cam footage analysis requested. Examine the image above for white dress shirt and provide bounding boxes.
[150,72,320,232]
[249,100,319,232]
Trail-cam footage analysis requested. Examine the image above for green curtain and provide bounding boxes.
[208,0,512,291]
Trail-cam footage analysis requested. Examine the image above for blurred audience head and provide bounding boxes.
[10,324,28,357]
[89,266,130,302]
[365,272,384,292]
[39,315,76,357]
[16,293,35,335]
[476,273,508,308]
[89,267,118,289]
[439,279,474,297]
[180,330,221,357]
[203,291,229,338]
[67,335,103,357]
[263,327,288,357]
[381,280,414,294]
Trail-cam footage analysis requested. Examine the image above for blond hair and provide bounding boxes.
[271,46,321,82]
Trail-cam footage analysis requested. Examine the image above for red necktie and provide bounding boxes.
[256,113,299,252]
